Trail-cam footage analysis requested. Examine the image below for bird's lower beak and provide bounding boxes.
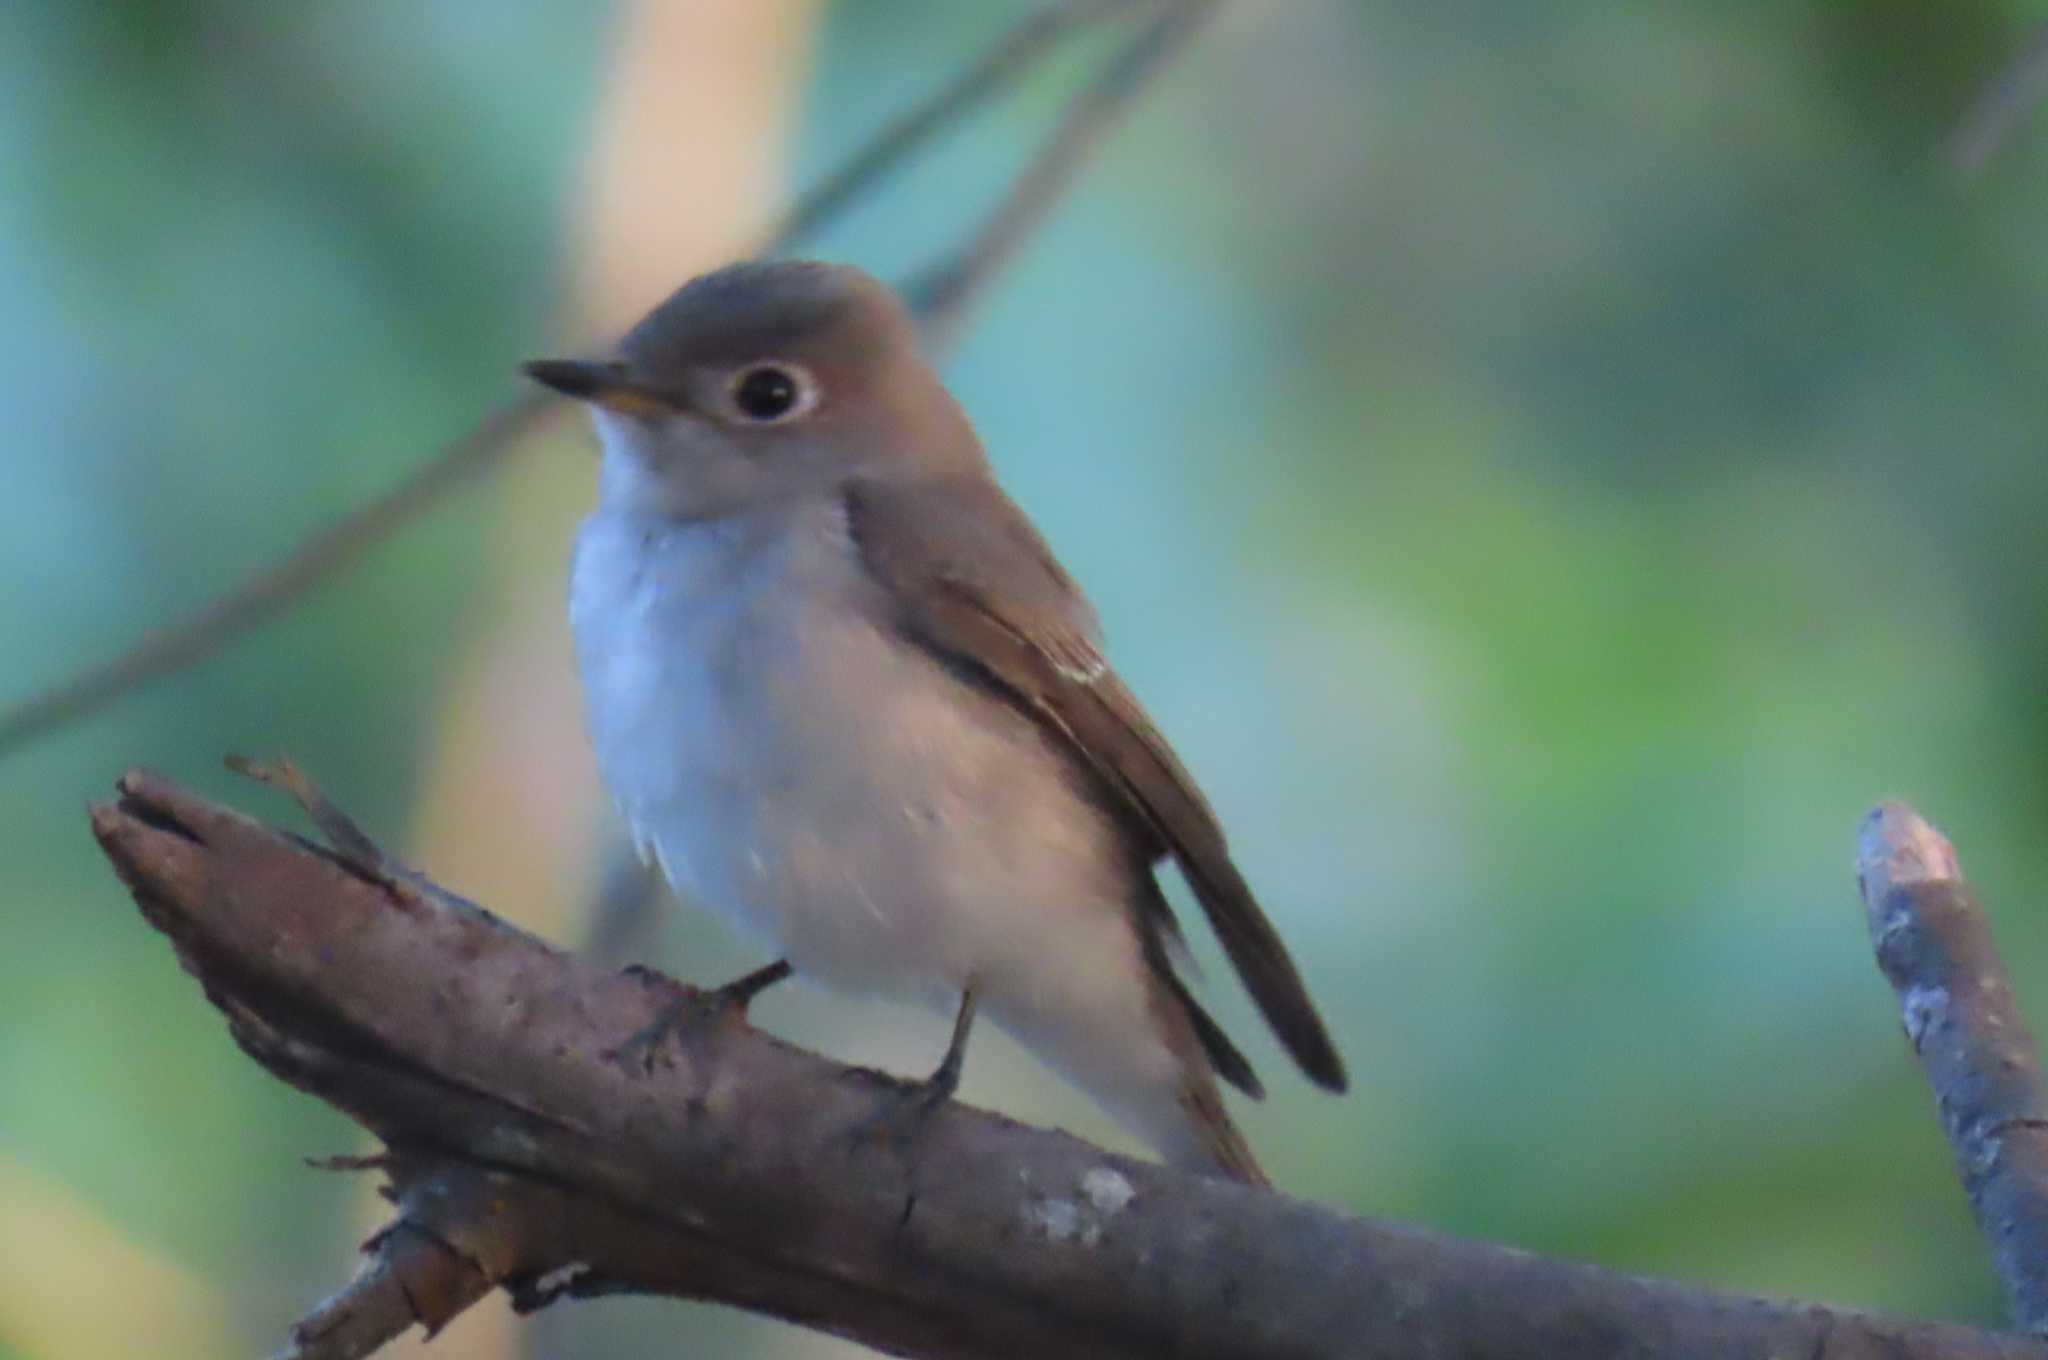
[521,358,676,419]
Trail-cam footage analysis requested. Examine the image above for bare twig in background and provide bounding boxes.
[909,0,1222,354]
[92,771,2048,1360]
[270,1176,492,1360]
[0,1,1151,762]
[1859,802,2048,1335]
[1952,23,2048,178]
[765,0,1146,251]
[0,394,553,759]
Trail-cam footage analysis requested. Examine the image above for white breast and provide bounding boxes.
[567,496,1135,1002]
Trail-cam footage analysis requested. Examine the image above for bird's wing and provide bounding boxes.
[844,477,1347,1093]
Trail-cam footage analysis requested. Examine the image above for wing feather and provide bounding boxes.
[847,479,1347,1092]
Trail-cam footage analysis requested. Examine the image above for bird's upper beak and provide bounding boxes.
[520,358,678,419]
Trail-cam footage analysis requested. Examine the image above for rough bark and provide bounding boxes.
[89,770,2046,1360]
[1860,802,2048,1335]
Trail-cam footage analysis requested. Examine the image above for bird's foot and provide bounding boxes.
[843,1056,964,1158]
[606,958,792,1074]
[843,987,977,1157]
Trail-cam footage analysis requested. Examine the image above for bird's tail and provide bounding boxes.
[1175,1079,1270,1187]
[979,911,1274,1187]
[1111,980,1271,1187]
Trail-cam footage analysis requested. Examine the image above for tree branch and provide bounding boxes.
[91,770,2047,1360]
[1859,802,2048,1335]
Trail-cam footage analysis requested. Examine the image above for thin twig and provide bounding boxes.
[909,0,1222,355]
[0,394,553,759]
[764,0,1145,253]
[1858,801,2048,1335]
[226,754,406,883]
[1952,23,2048,179]
[90,770,2048,1360]
[0,2,1137,761]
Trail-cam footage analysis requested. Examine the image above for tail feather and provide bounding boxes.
[1162,966,1263,1098]
[1138,881,1264,1100]
[986,982,1272,1187]
[979,897,1274,1188]
[1179,1081,1269,1187]
[1148,968,1269,1185]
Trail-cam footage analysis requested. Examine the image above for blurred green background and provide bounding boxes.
[6,1,2048,1356]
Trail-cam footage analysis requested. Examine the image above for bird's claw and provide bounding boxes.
[843,1056,962,1157]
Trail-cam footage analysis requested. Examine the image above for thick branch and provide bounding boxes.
[1859,802,2048,1335]
[91,771,2045,1360]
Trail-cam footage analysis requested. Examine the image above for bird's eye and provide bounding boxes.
[727,363,817,424]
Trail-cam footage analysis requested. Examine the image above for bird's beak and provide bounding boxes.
[520,358,677,419]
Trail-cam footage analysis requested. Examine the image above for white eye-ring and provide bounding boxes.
[725,361,821,425]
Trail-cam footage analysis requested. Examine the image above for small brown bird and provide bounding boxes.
[525,260,1345,1184]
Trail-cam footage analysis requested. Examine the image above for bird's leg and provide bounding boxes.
[922,985,979,1101]
[710,957,798,1013]
[608,958,794,1074]
[847,983,979,1154]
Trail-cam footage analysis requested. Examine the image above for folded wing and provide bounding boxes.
[845,478,1347,1093]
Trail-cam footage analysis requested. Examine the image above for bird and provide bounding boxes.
[523,260,1345,1184]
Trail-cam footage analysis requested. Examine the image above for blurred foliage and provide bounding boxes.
[6,0,2048,1355]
